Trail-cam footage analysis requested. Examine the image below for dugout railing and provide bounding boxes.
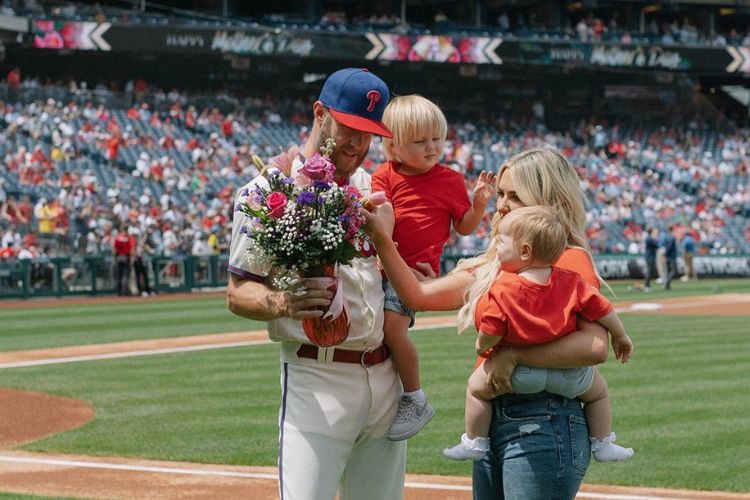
[0,255,229,299]
[1,254,749,299]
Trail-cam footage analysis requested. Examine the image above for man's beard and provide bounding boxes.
[316,115,367,178]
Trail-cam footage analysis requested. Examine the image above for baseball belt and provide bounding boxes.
[296,344,390,366]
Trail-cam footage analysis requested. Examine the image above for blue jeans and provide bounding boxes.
[472,392,590,500]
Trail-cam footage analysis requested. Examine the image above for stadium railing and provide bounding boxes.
[2,253,749,299]
[0,255,229,299]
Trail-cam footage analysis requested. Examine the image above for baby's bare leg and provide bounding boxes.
[443,360,500,461]
[578,368,610,439]
[579,368,634,462]
[465,361,501,438]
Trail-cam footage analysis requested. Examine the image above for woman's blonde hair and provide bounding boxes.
[455,148,600,333]
[382,94,447,161]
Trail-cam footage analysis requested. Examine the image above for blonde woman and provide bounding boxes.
[364,148,611,499]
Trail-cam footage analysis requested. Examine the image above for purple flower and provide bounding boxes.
[297,191,317,205]
[240,188,249,197]
[313,180,331,190]
[234,202,243,212]
[300,153,335,182]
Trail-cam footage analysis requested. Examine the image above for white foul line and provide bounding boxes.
[616,296,750,314]
[0,321,458,370]
[0,455,703,499]
[0,339,271,369]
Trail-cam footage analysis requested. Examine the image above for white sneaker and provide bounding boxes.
[387,394,434,441]
[591,432,634,462]
[443,433,490,461]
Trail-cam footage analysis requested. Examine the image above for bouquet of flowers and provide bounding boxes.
[237,139,382,346]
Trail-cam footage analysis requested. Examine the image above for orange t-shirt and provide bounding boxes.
[473,247,601,364]
[476,267,613,346]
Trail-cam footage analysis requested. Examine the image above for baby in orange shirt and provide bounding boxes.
[443,206,635,463]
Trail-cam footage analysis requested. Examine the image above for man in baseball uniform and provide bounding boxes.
[227,68,406,500]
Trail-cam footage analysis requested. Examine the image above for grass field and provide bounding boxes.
[1,278,749,493]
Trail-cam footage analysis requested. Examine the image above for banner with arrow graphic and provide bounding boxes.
[27,20,750,76]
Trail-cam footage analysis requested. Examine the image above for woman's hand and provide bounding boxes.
[283,279,332,320]
[484,347,519,394]
[362,207,389,244]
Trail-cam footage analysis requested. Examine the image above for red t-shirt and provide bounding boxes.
[371,161,471,275]
[113,234,134,256]
[477,266,613,346]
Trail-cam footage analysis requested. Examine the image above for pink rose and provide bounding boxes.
[300,153,335,182]
[266,192,288,218]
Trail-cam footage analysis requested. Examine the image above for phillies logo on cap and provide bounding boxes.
[366,90,381,113]
[318,68,392,138]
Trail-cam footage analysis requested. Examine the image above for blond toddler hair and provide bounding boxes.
[382,94,448,161]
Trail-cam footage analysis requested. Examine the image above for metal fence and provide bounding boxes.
[2,253,748,300]
[0,255,229,299]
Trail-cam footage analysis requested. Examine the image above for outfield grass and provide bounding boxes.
[1,279,749,492]
[0,297,265,352]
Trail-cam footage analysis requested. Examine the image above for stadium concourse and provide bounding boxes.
[1,78,748,266]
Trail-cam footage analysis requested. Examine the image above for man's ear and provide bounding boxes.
[519,242,533,261]
[312,101,326,123]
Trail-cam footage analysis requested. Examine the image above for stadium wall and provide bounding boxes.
[1,254,748,299]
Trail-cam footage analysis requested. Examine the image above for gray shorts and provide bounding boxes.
[382,280,416,328]
[511,365,594,399]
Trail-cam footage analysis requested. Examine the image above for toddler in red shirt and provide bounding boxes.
[443,206,635,462]
[372,94,496,440]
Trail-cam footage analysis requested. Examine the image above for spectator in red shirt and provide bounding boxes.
[107,133,121,167]
[113,223,135,296]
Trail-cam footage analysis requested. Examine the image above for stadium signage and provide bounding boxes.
[589,46,684,70]
[211,31,314,57]
[694,257,750,277]
[166,34,206,48]
[594,256,750,279]
[25,21,750,76]
[550,47,586,62]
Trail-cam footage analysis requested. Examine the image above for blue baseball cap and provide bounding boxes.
[319,68,392,138]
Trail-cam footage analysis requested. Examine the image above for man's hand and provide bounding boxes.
[282,279,333,320]
[472,170,497,208]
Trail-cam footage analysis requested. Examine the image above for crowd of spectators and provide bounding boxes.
[0,77,748,271]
